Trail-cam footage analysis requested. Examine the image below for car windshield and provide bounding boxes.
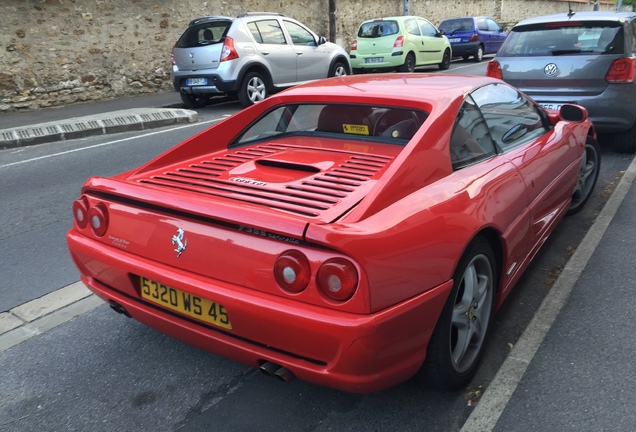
[357,21,399,38]
[175,21,232,48]
[233,104,428,146]
[498,21,623,56]
[439,18,474,34]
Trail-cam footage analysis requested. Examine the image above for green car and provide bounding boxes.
[349,16,452,73]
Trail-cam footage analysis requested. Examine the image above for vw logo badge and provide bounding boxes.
[544,63,558,77]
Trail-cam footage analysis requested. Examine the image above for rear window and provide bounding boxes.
[233,104,429,146]
[498,21,623,56]
[439,18,474,34]
[357,21,399,38]
[175,21,231,48]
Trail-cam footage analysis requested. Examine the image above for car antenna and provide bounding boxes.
[567,3,575,18]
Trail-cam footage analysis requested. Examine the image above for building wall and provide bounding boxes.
[0,0,613,112]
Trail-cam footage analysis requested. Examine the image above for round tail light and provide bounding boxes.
[72,196,90,229]
[274,250,311,293]
[317,258,358,302]
[88,203,109,237]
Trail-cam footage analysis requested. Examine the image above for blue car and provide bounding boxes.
[438,16,507,62]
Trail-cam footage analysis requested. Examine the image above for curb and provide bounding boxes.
[0,107,198,149]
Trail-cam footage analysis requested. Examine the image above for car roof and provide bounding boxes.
[440,16,488,22]
[359,16,427,24]
[188,13,285,26]
[277,74,500,108]
[514,11,636,27]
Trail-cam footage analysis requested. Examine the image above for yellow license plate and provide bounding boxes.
[140,277,232,330]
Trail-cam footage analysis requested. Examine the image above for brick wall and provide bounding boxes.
[0,0,613,112]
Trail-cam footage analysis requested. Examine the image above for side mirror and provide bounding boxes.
[560,104,587,122]
[317,36,327,45]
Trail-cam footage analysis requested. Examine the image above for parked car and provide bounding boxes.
[486,11,636,152]
[438,16,507,62]
[67,74,599,393]
[170,12,351,108]
[349,16,451,73]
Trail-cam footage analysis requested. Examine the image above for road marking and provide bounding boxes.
[461,155,636,431]
[0,117,225,170]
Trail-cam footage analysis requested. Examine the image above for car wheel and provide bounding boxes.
[398,53,415,73]
[438,49,451,70]
[180,92,209,109]
[329,61,348,77]
[612,121,636,153]
[238,72,268,108]
[421,236,496,390]
[474,45,484,62]
[567,136,601,216]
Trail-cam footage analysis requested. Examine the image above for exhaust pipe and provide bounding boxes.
[259,361,295,383]
[109,301,131,318]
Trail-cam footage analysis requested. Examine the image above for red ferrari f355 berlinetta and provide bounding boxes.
[67,74,600,393]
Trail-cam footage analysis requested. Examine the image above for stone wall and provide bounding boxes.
[0,0,613,112]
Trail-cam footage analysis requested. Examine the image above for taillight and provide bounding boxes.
[72,196,90,229]
[170,46,175,66]
[88,203,109,237]
[606,58,635,83]
[394,36,404,49]
[317,258,358,302]
[221,36,239,62]
[351,39,358,51]
[469,34,479,42]
[274,250,311,293]
[486,61,503,79]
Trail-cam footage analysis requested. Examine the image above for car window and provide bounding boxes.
[247,19,286,44]
[357,21,399,38]
[499,22,624,56]
[471,83,547,151]
[175,21,232,48]
[283,21,316,46]
[418,19,438,37]
[450,96,497,170]
[629,19,636,53]
[486,19,501,32]
[405,19,421,36]
[233,104,429,146]
[439,18,474,34]
[476,18,488,31]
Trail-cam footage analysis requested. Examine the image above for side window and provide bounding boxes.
[449,96,497,170]
[476,18,488,32]
[247,20,286,44]
[418,19,437,37]
[486,19,501,32]
[405,19,421,36]
[630,20,636,54]
[283,21,316,46]
[471,83,548,151]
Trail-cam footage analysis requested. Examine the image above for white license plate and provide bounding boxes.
[365,57,384,64]
[186,78,208,86]
[449,38,461,43]
[539,103,563,111]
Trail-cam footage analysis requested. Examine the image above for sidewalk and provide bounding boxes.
[0,92,197,149]
[463,155,636,431]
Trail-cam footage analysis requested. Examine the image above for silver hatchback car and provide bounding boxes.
[171,13,351,108]
[487,11,636,152]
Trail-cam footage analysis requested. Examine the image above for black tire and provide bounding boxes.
[474,45,484,62]
[329,61,348,77]
[438,49,451,70]
[180,92,209,109]
[398,53,416,73]
[567,136,601,216]
[612,120,636,153]
[421,236,496,390]
[238,72,268,108]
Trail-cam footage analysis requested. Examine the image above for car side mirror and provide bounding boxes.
[560,104,587,122]
[317,36,327,45]
[439,29,446,35]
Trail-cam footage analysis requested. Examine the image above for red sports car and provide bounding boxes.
[67,74,600,393]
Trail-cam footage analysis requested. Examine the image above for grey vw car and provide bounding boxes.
[171,13,351,108]
[487,11,636,152]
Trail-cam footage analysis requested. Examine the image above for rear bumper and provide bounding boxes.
[349,52,404,70]
[67,230,452,393]
[171,75,237,94]
[449,42,480,57]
